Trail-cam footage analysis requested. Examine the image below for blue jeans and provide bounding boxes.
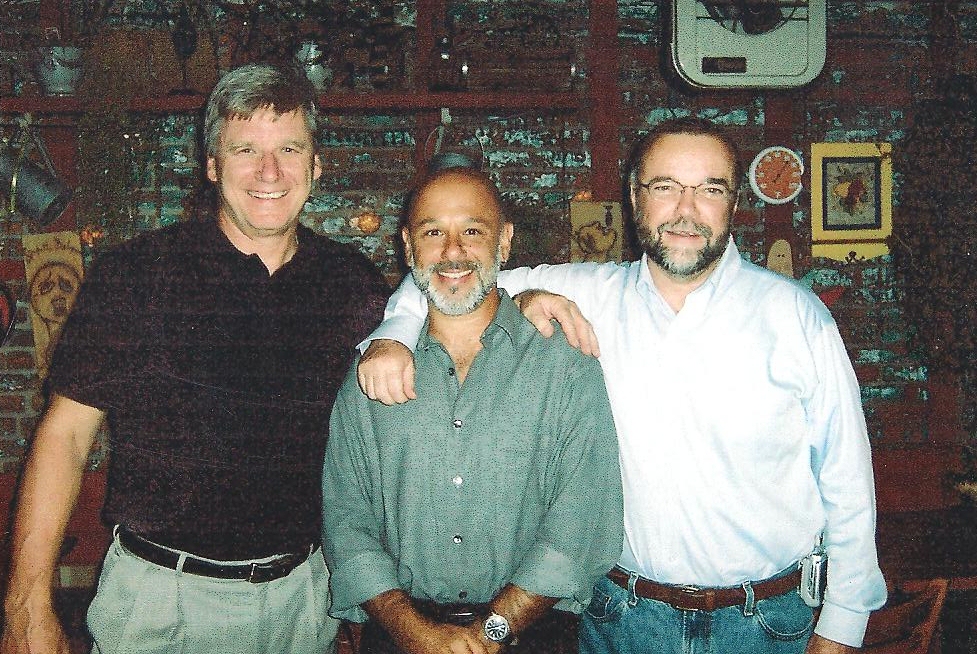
[580,571,814,654]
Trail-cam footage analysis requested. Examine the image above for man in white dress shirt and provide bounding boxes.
[356,117,887,654]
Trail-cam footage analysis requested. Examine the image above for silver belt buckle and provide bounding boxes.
[247,555,296,583]
[673,585,702,611]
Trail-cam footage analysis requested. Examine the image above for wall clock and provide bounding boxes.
[749,145,804,204]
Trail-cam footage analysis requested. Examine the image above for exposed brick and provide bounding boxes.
[0,0,961,469]
[0,395,25,414]
[0,351,36,371]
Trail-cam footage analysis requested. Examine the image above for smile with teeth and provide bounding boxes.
[438,269,473,280]
[249,190,288,199]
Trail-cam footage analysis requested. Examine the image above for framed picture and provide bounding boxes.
[811,142,892,260]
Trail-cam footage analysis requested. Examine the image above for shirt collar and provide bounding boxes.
[418,288,520,350]
[635,237,742,309]
[198,215,316,272]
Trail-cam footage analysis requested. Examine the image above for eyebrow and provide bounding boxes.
[411,216,495,229]
[223,139,311,151]
[643,175,732,188]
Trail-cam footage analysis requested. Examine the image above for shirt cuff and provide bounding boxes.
[356,315,423,354]
[510,543,589,608]
[813,601,871,647]
[328,551,401,622]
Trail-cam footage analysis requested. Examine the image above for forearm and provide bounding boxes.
[4,397,102,612]
[805,633,857,654]
[488,584,559,637]
[363,589,442,653]
[358,274,428,353]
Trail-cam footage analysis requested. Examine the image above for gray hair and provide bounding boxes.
[203,63,320,158]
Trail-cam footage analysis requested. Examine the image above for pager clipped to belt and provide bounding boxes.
[799,536,827,608]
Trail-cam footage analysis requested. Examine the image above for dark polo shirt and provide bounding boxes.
[49,216,388,559]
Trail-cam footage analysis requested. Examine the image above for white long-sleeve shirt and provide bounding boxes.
[365,239,887,646]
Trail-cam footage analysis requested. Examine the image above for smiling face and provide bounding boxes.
[402,171,513,317]
[631,133,738,283]
[207,106,321,243]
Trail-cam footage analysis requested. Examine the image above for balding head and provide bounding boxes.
[401,168,513,317]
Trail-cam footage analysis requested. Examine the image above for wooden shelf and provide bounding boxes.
[3,0,619,196]
[0,91,582,115]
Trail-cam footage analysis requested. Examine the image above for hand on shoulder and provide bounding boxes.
[513,290,600,357]
[357,339,417,405]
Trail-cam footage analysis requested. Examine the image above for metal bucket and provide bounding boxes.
[34,46,84,96]
[0,153,73,226]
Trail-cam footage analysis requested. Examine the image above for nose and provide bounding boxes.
[675,185,698,213]
[441,232,465,261]
[258,152,282,181]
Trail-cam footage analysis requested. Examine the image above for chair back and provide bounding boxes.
[862,578,949,654]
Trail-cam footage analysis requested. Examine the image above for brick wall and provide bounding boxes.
[0,2,972,500]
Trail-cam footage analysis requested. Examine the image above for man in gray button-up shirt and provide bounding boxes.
[322,167,623,654]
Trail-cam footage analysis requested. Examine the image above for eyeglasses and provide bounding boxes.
[637,178,734,204]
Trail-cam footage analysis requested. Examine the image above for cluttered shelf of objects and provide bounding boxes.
[0,91,582,115]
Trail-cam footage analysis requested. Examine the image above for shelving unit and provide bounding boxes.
[2,0,620,198]
[0,90,582,114]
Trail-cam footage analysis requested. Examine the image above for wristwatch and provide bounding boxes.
[483,612,516,646]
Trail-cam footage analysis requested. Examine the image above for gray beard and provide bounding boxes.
[637,219,729,280]
[413,254,501,316]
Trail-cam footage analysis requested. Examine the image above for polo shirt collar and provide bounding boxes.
[198,215,317,273]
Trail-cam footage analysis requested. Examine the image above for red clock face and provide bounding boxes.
[750,147,804,204]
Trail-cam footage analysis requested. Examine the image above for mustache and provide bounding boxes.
[429,260,480,273]
[657,219,713,239]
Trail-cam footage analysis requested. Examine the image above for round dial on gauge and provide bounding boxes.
[749,146,804,205]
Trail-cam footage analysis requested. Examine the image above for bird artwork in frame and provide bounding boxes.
[811,142,892,261]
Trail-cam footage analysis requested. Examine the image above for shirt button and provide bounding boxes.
[448,368,456,376]
[459,591,468,599]
[452,475,463,487]
[452,534,463,544]
[452,419,463,429]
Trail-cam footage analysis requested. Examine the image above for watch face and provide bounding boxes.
[749,146,804,205]
[483,613,511,643]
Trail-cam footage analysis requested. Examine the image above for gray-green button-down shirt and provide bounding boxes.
[323,291,623,622]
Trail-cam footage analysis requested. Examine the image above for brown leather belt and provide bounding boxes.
[118,527,316,583]
[411,599,489,626]
[607,567,802,612]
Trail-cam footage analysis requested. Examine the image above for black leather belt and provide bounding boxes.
[117,527,316,583]
[607,567,802,612]
[411,599,488,626]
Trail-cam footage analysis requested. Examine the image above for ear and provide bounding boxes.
[312,153,322,181]
[498,221,514,263]
[206,156,218,183]
[401,226,414,267]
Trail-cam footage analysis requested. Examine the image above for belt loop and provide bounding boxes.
[175,552,188,574]
[627,570,639,607]
[741,580,755,617]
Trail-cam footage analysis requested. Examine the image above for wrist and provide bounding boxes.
[481,611,517,646]
[3,588,57,623]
